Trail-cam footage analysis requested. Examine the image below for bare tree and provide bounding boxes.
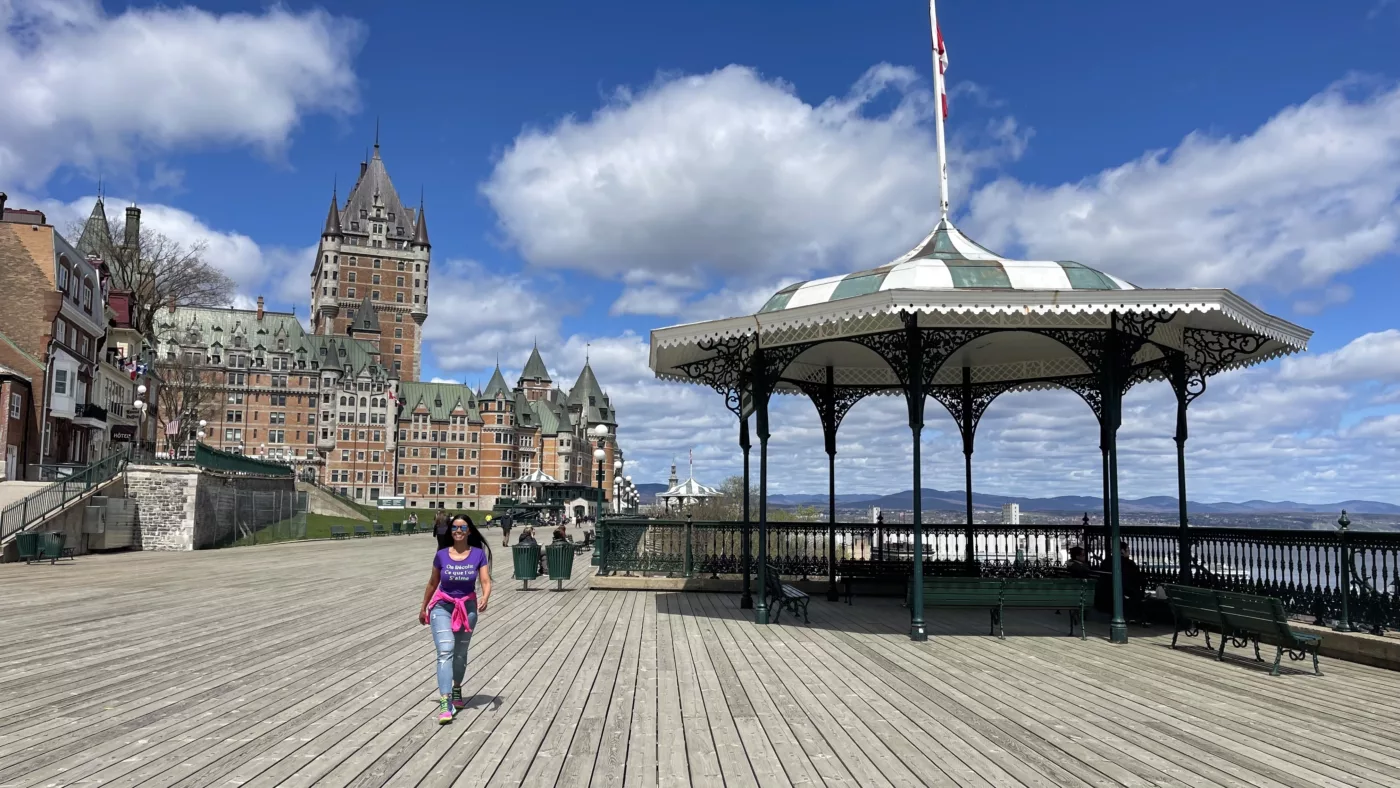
[68,219,235,337]
[154,352,218,457]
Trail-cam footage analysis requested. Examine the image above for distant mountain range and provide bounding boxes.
[639,485,1400,515]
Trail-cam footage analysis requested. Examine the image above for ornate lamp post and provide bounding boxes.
[591,423,608,520]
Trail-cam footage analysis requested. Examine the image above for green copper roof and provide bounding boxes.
[397,381,479,421]
[520,344,550,382]
[483,365,511,399]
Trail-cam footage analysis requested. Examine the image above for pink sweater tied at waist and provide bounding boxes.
[428,589,477,632]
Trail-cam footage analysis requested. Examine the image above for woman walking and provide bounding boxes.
[432,509,452,550]
[419,514,491,724]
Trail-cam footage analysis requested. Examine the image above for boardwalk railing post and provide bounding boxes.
[1335,510,1356,632]
[684,514,694,579]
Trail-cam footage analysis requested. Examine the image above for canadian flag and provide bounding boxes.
[931,2,949,119]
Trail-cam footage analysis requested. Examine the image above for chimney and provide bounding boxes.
[256,296,265,320]
[360,159,368,178]
[124,205,141,253]
[167,294,176,314]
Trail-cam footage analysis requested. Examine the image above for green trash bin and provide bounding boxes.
[546,541,575,590]
[513,543,541,590]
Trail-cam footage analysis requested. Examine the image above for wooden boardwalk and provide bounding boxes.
[2,537,1399,788]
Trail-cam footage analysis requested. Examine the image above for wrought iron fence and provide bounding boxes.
[1,447,131,540]
[598,517,1400,634]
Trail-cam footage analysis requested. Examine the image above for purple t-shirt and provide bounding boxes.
[434,547,488,598]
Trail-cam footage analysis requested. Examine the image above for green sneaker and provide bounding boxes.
[451,685,466,710]
[437,695,453,724]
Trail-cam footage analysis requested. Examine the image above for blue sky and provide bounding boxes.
[5,0,1400,502]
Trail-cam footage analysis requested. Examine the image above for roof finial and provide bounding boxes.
[374,116,380,150]
[586,343,590,363]
[97,175,103,201]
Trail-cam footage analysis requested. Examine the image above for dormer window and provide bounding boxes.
[351,221,359,231]
[360,209,368,219]
[387,212,395,221]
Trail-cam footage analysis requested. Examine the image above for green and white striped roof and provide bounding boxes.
[759,220,1135,313]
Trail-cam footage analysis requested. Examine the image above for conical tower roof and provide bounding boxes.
[341,142,415,238]
[520,343,550,382]
[349,295,380,334]
[75,197,112,258]
[483,364,511,399]
[323,190,343,237]
[569,361,614,424]
[413,198,430,247]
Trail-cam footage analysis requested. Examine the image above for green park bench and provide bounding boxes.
[839,558,980,604]
[764,564,810,624]
[914,577,1093,639]
[353,525,370,538]
[330,525,348,539]
[372,523,387,537]
[1164,584,1323,676]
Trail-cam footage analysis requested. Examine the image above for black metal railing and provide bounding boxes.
[1,447,131,540]
[597,517,1400,634]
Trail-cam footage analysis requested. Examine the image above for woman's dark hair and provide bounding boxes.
[451,514,491,559]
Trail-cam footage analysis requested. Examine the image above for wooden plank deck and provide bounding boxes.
[2,537,1399,788]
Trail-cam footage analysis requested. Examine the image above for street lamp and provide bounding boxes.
[591,424,608,519]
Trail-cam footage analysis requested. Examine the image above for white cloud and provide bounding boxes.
[1278,330,1400,384]
[421,259,572,372]
[0,0,362,186]
[12,191,314,311]
[965,79,1400,293]
[483,63,1027,292]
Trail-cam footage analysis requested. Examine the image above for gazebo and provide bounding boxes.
[646,6,1311,643]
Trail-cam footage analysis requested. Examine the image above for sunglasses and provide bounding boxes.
[450,525,470,532]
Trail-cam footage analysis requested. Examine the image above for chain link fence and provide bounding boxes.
[195,484,308,548]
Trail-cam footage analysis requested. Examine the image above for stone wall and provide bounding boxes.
[126,465,199,551]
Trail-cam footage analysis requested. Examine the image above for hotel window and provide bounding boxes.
[372,274,380,285]
[52,369,68,395]
[9,392,22,419]
[347,271,356,283]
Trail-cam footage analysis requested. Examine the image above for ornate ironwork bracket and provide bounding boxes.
[675,334,754,418]
[927,378,1018,453]
[794,376,879,455]
[1181,328,1263,406]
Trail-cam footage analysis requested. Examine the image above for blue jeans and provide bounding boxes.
[429,600,478,697]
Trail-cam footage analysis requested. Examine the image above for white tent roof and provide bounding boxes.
[658,477,721,500]
[518,469,560,484]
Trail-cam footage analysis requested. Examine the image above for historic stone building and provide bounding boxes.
[310,140,431,382]
[123,142,623,511]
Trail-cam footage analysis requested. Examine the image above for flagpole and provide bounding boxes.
[929,0,950,221]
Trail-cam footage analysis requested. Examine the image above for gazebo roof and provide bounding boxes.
[659,477,721,499]
[650,219,1311,398]
[760,220,1135,314]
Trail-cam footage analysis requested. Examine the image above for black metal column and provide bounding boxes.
[740,415,753,609]
[754,348,771,625]
[906,317,928,641]
[1104,325,1128,645]
[824,366,839,602]
[961,367,975,565]
[1175,394,1191,585]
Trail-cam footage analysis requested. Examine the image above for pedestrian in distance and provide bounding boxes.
[432,509,452,551]
[418,514,492,724]
[500,515,513,547]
